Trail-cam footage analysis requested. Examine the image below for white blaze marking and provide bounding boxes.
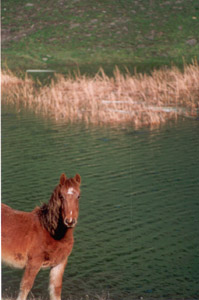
[69,211,73,223]
[67,188,74,195]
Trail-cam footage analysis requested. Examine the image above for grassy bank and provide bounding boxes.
[2,0,199,76]
[2,297,111,300]
[2,1,199,128]
[2,297,108,300]
[2,63,199,128]
[2,293,115,300]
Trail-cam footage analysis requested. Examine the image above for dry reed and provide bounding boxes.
[2,63,199,128]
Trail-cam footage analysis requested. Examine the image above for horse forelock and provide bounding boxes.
[65,178,79,190]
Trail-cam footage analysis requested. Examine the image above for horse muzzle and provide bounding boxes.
[64,218,77,228]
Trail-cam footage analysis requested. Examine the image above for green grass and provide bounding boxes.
[2,0,199,76]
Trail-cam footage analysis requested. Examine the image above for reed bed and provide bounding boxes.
[2,64,199,128]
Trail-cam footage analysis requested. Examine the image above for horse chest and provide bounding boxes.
[41,238,74,268]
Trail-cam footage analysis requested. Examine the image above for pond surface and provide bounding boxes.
[1,104,199,300]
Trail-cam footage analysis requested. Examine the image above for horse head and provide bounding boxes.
[59,173,81,228]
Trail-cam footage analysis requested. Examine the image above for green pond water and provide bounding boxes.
[1,103,199,300]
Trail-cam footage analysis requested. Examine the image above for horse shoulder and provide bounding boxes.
[1,205,41,268]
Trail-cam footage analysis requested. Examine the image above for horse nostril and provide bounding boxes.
[65,218,76,227]
[65,218,71,224]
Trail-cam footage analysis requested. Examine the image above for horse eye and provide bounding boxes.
[78,195,81,200]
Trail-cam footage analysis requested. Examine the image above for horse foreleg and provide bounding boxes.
[49,261,67,300]
[17,262,41,300]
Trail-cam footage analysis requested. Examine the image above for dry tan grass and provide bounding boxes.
[2,63,199,128]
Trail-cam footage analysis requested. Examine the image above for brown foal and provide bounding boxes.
[1,173,81,300]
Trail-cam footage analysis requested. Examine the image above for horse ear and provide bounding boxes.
[60,173,67,185]
[74,174,81,185]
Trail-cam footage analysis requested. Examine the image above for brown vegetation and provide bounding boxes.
[2,63,199,128]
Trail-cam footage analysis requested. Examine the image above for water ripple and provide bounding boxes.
[1,104,199,299]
